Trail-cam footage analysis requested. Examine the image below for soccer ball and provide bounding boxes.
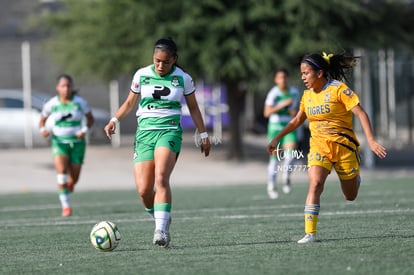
[90,221,121,252]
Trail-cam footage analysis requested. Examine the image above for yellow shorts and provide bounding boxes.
[307,141,361,180]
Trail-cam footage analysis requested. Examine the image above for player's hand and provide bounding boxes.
[41,129,50,138]
[267,138,279,155]
[200,137,211,157]
[75,132,86,139]
[368,140,387,159]
[104,121,116,140]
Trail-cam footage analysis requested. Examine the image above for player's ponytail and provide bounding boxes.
[302,52,358,82]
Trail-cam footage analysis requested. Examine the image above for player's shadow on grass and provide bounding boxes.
[322,234,414,243]
[171,233,414,250]
[172,239,294,250]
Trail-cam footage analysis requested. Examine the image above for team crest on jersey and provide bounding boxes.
[324,93,330,102]
[171,76,180,87]
[343,88,354,98]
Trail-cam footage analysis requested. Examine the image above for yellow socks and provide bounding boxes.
[304,204,320,234]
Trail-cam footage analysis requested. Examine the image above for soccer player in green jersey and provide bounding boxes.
[104,38,211,248]
[264,69,299,199]
[39,74,94,217]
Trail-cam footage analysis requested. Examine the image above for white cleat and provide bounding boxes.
[267,187,279,199]
[153,229,170,248]
[282,184,292,194]
[297,234,320,244]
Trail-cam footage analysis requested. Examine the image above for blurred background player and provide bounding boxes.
[104,37,211,248]
[263,68,299,199]
[39,74,94,217]
[267,52,387,243]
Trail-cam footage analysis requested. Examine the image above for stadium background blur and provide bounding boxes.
[1,1,414,163]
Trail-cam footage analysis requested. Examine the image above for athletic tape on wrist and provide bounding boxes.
[81,126,89,134]
[200,132,208,139]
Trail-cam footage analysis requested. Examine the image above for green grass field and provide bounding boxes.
[1,178,413,275]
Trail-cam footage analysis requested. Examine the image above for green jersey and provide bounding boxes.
[265,86,299,123]
[41,95,91,143]
[130,65,195,130]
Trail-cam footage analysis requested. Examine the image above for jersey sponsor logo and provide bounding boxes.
[56,112,73,122]
[307,104,331,115]
[152,85,171,99]
[133,81,140,89]
[142,77,151,85]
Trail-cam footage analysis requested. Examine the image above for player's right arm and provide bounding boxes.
[104,91,140,139]
[39,116,50,138]
[39,100,51,138]
[267,110,306,155]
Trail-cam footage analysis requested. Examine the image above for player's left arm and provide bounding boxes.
[351,104,387,159]
[85,112,94,128]
[76,112,94,139]
[76,98,95,138]
[185,92,211,157]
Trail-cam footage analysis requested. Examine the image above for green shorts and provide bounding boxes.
[51,138,86,165]
[134,128,183,163]
[267,122,297,144]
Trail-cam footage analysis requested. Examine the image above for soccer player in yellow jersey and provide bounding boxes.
[267,52,387,243]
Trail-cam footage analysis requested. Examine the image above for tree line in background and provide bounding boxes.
[36,0,414,160]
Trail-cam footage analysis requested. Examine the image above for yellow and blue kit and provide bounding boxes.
[300,80,361,180]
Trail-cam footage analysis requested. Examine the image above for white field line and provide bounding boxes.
[1,208,413,228]
[1,197,412,214]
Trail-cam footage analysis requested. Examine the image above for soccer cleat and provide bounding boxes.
[153,229,170,248]
[267,186,279,199]
[282,180,292,194]
[61,207,72,217]
[297,234,320,244]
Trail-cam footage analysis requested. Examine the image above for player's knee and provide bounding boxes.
[137,186,153,198]
[155,172,170,188]
[309,180,325,195]
[345,195,357,201]
[344,190,358,201]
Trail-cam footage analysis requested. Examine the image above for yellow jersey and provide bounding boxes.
[300,80,360,154]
